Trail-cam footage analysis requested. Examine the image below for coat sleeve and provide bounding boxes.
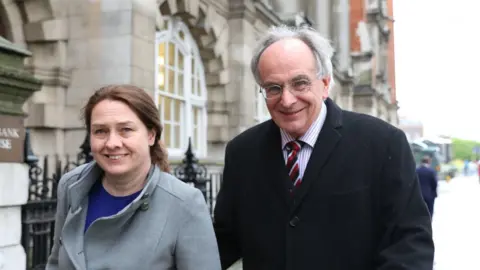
[375,129,435,269]
[175,189,221,270]
[45,172,73,270]
[213,142,242,269]
[431,169,438,198]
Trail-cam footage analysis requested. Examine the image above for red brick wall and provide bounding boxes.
[387,0,397,103]
[350,0,366,52]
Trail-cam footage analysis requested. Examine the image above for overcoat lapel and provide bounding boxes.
[261,120,292,208]
[289,99,343,215]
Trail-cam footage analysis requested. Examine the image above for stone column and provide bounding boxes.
[306,0,331,39]
[63,0,157,156]
[0,37,41,270]
[14,0,72,159]
[272,0,301,18]
[331,0,350,71]
[227,0,258,137]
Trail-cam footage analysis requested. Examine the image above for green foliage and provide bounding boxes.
[452,138,480,160]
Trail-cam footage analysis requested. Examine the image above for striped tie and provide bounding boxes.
[285,140,304,188]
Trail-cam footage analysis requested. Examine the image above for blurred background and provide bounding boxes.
[0,0,478,269]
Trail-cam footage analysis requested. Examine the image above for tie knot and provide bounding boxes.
[286,140,304,152]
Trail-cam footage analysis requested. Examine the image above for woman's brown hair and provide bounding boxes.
[82,84,170,173]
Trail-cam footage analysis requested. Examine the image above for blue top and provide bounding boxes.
[84,180,142,233]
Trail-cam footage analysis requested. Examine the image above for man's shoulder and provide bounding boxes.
[342,110,402,139]
[227,120,273,150]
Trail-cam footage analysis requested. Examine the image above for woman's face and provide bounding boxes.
[89,99,155,177]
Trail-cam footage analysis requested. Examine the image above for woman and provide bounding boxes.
[46,84,221,269]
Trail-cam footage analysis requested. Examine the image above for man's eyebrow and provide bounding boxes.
[261,81,281,87]
[291,74,310,81]
[261,74,311,87]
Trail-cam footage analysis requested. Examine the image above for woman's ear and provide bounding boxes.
[148,129,156,146]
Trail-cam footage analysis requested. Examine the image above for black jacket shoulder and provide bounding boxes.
[226,120,275,154]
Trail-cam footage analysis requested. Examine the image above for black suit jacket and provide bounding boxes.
[416,165,438,201]
[213,98,434,270]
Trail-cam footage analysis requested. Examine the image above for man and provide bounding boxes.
[213,25,434,270]
[416,156,438,216]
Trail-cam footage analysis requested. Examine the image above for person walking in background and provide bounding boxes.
[46,84,220,270]
[464,159,470,176]
[416,155,438,217]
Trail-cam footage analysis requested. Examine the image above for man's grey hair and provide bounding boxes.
[250,25,335,90]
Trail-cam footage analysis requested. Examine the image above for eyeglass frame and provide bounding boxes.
[259,74,317,100]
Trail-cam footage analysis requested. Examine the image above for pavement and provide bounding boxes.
[433,175,480,270]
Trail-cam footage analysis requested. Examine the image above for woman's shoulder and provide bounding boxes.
[153,172,208,214]
[57,162,94,192]
[154,172,202,201]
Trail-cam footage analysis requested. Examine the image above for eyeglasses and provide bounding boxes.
[259,79,312,100]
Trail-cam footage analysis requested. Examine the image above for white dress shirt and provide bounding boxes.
[280,101,327,180]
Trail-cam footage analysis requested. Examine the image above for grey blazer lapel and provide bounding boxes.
[61,202,88,270]
[61,162,101,270]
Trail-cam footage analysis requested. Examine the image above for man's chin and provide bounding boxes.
[279,122,306,137]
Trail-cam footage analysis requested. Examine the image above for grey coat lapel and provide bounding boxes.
[60,162,161,269]
[61,162,100,270]
[61,203,88,270]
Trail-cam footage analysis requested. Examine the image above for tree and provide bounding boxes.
[452,138,480,160]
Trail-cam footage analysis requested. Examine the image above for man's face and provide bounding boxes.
[258,38,330,138]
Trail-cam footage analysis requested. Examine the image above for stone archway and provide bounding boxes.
[1,0,71,157]
[0,0,25,43]
[157,0,229,145]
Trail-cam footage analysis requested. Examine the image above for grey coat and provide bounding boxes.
[46,162,221,270]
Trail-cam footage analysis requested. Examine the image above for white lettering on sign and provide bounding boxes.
[0,128,20,138]
[0,139,12,150]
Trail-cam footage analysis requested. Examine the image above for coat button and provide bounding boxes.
[289,216,300,227]
[140,202,149,211]
[141,192,150,199]
[59,237,63,245]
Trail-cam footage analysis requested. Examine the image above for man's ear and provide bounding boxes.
[321,77,331,99]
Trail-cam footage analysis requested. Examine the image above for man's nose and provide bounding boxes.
[279,88,297,107]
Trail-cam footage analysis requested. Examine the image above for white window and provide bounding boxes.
[155,18,207,158]
[255,87,271,123]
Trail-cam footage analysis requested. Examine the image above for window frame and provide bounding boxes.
[155,18,208,158]
[254,87,271,123]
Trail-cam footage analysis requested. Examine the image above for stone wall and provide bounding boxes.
[0,163,29,270]
[1,0,398,163]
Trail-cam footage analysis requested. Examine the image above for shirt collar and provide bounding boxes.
[280,101,327,149]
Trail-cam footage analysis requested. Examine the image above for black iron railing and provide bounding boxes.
[21,130,91,270]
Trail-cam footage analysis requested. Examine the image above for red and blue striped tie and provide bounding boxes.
[285,140,304,188]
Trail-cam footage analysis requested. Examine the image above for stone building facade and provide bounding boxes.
[0,0,398,164]
[349,0,399,123]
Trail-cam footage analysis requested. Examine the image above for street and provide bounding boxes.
[433,175,480,270]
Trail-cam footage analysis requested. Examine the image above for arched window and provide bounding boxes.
[155,18,207,157]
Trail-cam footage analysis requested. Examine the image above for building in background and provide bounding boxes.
[399,116,424,142]
[0,0,399,165]
[349,0,398,124]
